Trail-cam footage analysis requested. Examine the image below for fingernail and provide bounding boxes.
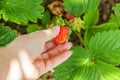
[64,42,73,49]
[52,26,60,31]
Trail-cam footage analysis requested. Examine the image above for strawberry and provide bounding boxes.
[64,12,75,20]
[53,26,68,44]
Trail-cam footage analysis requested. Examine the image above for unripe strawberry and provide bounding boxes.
[53,26,68,44]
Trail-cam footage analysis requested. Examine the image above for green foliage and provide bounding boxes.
[0,1,120,80]
[41,10,51,26]
[54,30,120,80]
[71,17,84,32]
[63,0,100,16]
[110,3,120,27]
[26,24,42,33]
[84,22,118,45]
[83,7,119,45]
[89,30,120,65]
[0,0,44,24]
[0,24,17,47]
[84,9,99,29]
[0,15,1,19]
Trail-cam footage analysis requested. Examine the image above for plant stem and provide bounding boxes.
[74,31,88,49]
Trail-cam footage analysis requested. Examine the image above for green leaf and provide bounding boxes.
[54,46,91,80]
[0,0,44,24]
[0,24,17,47]
[84,22,118,45]
[109,3,120,26]
[63,0,100,16]
[26,24,42,33]
[0,15,1,19]
[89,30,120,65]
[54,46,120,80]
[99,49,120,66]
[54,30,120,80]
[41,10,51,26]
[95,60,120,80]
[84,9,99,29]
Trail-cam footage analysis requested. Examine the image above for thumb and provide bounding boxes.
[40,26,60,42]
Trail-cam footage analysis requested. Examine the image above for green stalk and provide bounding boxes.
[74,31,88,49]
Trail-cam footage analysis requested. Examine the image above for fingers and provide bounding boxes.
[43,50,72,70]
[45,42,72,59]
[34,42,72,76]
[43,41,57,52]
[44,42,72,68]
[50,50,72,68]
[40,50,72,75]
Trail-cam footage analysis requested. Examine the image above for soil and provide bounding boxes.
[98,0,120,24]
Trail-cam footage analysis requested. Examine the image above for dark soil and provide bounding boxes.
[98,0,120,24]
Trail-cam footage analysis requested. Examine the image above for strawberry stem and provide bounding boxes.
[74,31,88,49]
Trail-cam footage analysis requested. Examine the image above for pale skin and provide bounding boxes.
[0,26,72,80]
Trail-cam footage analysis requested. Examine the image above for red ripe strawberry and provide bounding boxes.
[64,12,75,20]
[53,26,68,44]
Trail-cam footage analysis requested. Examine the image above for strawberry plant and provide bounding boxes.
[0,0,120,80]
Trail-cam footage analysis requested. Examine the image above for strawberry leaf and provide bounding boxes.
[84,9,99,29]
[54,46,90,80]
[63,0,100,16]
[0,24,17,47]
[0,0,44,24]
[41,10,51,26]
[84,22,118,45]
[89,30,120,66]
[26,24,42,33]
[54,30,120,80]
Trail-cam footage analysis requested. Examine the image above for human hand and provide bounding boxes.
[7,26,61,59]
[0,26,73,79]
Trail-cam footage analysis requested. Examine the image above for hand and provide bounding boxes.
[0,26,73,80]
[7,26,61,58]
